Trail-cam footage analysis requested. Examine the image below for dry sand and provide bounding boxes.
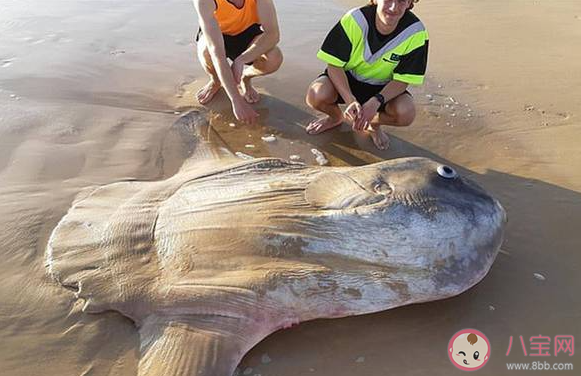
[1,0,580,375]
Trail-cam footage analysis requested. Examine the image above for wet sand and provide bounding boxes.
[1,0,580,375]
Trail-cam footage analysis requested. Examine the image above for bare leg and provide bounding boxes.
[240,46,283,103]
[369,92,416,150]
[195,38,222,104]
[305,76,344,134]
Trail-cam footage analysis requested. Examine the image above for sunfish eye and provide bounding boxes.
[437,165,457,179]
[373,181,392,194]
[473,351,480,360]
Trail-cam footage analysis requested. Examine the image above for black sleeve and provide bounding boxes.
[319,21,353,65]
[394,40,429,76]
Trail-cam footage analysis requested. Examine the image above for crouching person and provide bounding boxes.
[306,0,428,149]
[193,0,283,123]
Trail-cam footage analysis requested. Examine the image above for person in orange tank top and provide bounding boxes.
[193,0,283,123]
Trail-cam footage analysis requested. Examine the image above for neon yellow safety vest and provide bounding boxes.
[317,8,428,86]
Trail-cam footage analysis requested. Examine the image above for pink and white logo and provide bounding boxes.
[448,329,491,371]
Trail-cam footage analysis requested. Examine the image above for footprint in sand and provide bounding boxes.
[524,104,536,111]
[174,37,191,46]
[523,104,571,125]
[30,38,46,45]
[46,33,72,43]
[1,58,15,68]
[21,35,50,45]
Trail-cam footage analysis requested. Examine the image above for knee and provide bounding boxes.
[399,104,416,126]
[257,48,283,72]
[305,83,325,108]
[306,78,337,109]
[389,98,416,127]
[268,48,283,70]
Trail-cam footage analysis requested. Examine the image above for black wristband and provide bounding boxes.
[373,93,386,108]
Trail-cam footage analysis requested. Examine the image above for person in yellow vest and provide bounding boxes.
[193,0,283,123]
[305,0,428,149]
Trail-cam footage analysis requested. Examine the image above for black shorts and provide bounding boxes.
[319,69,411,112]
[196,24,263,63]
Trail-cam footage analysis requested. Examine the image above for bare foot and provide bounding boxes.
[369,127,390,150]
[196,79,221,104]
[241,77,260,103]
[306,116,343,135]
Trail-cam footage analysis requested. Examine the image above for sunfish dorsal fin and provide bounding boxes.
[163,110,238,173]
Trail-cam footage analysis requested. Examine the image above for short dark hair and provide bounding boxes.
[367,0,419,10]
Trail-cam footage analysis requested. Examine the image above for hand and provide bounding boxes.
[343,101,362,124]
[231,58,245,85]
[232,97,258,124]
[353,98,381,131]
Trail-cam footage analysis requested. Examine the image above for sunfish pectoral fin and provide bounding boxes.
[137,314,264,376]
[305,172,382,210]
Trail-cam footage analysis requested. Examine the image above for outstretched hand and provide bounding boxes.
[232,97,258,124]
[343,101,362,124]
[353,98,380,131]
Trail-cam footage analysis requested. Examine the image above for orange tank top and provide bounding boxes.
[214,0,260,36]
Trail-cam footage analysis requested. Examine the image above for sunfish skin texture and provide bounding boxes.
[46,111,506,376]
